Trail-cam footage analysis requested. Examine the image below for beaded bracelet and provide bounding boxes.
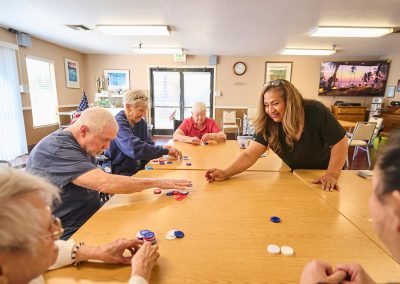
[71,242,85,266]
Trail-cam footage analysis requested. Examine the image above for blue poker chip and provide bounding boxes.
[186,162,192,166]
[167,161,173,164]
[174,230,185,238]
[145,166,153,170]
[140,229,151,236]
[143,231,155,239]
[270,216,281,223]
[166,191,174,196]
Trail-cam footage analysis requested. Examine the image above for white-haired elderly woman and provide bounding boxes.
[173,101,226,145]
[0,168,159,284]
[107,89,182,175]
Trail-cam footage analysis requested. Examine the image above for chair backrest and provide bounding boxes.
[222,111,237,124]
[247,107,257,121]
[351,122,377,142]
[173,119,183,132]
[368,117,383,138]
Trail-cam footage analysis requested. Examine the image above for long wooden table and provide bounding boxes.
[148,140,290,172]
[45,170,400,283]
[293,169,392,256]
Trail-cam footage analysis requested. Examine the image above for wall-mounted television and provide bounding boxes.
[319,60,390,97]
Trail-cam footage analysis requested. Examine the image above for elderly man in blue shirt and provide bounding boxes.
[107,89,182,175]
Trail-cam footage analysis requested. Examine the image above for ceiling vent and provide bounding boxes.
[65,25,90,31]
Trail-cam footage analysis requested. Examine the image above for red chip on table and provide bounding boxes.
[154,188,161,194]
[172,190,180,195]
[175,196,184,201]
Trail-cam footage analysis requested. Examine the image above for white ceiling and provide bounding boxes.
[1,0,399,58]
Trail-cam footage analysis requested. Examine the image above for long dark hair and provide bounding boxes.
[253,80,304,153]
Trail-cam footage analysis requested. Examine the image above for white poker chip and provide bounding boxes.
[162,155,170,159]
[165,230,177,240]
[267,244,280,254]
[136,231,144,239]
[281,245,294,256]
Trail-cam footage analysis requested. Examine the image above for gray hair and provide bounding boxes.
[124,89,149,106]
[74,106,118,133]
[192,101,206,113]
[0,168,60,253]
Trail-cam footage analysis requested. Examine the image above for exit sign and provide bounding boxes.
[174,53,186,62]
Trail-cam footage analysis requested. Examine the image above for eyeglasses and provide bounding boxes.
[133,95,149,101]
[266,79,285,86]
[42,215,64,240]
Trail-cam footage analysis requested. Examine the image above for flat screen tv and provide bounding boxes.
[319,60,390,96]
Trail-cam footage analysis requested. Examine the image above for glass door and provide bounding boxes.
[150,68,214,135]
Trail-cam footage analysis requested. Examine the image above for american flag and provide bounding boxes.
[70,92,89,124]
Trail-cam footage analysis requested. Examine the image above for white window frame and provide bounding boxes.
[26,55,59,128]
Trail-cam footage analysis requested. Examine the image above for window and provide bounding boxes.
[150,67,214,135]
[26,56,59,127]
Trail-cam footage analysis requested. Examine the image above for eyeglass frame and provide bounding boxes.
[42,215,64,240]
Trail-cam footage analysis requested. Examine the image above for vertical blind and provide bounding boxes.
[0,46,28,160]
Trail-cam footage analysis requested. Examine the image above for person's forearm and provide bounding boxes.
[75,244,99,263]
[327,136,348,178]
[173,133,191,142]
[211,132,226,142]
[97,175,163,194]
[224,151,259,178]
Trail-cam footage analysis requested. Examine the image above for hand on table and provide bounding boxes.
[205,168,228,182]
[336,263,375,284]
[157,178,192,190]
[300,260,347,284]
[131,242,160,282]
[312,172,340,192]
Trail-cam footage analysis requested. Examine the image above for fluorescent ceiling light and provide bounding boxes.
[97,25,170,36]
[311,26,393,37]
[133,47,183,55]
[281,48,336,56]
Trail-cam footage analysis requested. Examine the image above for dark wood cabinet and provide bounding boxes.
[380,107,400,132]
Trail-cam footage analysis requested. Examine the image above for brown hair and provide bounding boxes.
[253,80,305,152]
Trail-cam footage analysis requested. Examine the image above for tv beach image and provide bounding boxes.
[319,61,390,97]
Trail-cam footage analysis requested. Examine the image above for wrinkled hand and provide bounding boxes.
[167,147,182,160]
[187,136,201,145]
[131,242,160,282]
[157,179,192,190]
[312,172,340,191]
[205,168,228,182]
[94,238,143,265]
[201,133,213,142]
[300,260,347,284]
[336,263,375,284]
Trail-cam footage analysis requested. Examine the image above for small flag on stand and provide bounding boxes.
[70,92,89,124]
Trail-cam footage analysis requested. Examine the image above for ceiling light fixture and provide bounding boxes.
[133,45,183,55]
[281,48,336,56]
[310,26,393,37]
[97,25,170,36]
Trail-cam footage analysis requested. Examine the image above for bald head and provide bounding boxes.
[73,106,118,134]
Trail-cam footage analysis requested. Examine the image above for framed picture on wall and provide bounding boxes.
[387,86,396,98]
[104,69,130,91]
[397,80,400,92]
[265,62,292,84]
[64,58,80,88]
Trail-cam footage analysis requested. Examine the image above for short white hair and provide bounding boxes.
[0,168,60,253]
[74,106,118,133]
[192,101,206,113]
[124,89,149,106]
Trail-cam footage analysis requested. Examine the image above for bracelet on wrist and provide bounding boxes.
[71,242,85,266]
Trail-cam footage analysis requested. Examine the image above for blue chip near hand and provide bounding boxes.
[174,230,185,238]
[270,216,281,223]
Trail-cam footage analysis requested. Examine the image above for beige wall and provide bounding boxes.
[0,27,86,146]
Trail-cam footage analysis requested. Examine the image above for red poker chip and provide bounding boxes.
[154,188,161,194]
[172,190,180,195]
[175,196,184,201]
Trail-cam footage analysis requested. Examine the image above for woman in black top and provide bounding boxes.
[205,80,348,191]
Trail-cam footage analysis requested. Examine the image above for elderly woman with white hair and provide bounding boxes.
[107,89,182,175]
[173,101,226,145]
[0,168,159,284]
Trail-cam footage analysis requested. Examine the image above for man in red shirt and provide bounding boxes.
[173,102,226,145]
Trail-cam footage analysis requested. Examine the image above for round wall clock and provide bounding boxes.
[233,61,246,75]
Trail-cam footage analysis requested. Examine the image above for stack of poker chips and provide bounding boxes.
[136,229,157,245]
[166,190,189,201]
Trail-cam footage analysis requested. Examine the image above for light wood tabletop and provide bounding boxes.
[45,170,399,283]
[338,120,356,132]
[293,169,391,256]
[147,140,290,172]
